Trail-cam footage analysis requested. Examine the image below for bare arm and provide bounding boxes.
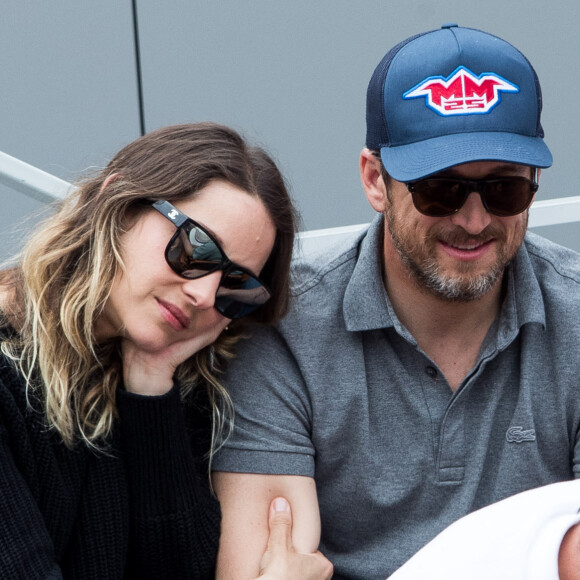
[559,523,580,580]
[258,497,333,580]
[213,472,321,580]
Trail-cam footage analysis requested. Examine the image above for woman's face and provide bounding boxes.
[96,180,276,352]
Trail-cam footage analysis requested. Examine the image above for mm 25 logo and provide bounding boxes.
[403,66,519,116]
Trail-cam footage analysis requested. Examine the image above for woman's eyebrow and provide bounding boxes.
[192,219,226,247]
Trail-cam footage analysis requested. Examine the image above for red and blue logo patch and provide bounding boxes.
[403,66,519,116]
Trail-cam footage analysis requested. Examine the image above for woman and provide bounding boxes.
[0,123,331,579]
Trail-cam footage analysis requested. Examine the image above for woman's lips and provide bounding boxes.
[157,299,191,330]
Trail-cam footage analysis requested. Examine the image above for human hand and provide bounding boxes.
[257,497,333,580]
[121,318,229,395]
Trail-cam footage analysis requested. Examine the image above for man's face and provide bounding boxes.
[383,161,533,302]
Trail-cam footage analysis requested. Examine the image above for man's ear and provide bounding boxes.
[360,149,387,213]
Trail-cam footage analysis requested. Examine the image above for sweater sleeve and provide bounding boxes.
[0,379,63,580]
[116,383,221,580]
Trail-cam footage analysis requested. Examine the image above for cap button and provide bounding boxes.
[441,23,459,28]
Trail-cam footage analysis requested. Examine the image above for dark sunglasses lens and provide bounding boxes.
[412,180,466,216]
[412,178,535,217]
[482,180,534,216]
[214,270,272,319]
[166,225,223,278]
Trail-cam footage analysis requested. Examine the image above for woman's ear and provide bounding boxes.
[98,173,122,196]
[360,149,388,213]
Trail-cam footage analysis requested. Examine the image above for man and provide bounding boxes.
[213,24,580,579]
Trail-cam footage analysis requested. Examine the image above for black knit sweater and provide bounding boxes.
[0,330,221,579]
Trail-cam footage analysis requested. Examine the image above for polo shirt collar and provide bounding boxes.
[496,236,547,344]
[343,219,546,335]
[343,215,394,332]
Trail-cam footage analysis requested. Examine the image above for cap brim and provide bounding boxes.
[380,132,553,182]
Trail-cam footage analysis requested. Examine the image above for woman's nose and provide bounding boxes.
[182,271,222,310]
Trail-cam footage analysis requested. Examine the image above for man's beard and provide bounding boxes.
[384,205,527,303]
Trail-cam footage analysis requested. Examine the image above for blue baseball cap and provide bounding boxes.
[366,24,553,182]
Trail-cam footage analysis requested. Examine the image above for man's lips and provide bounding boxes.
[438,238,495,261]
[157,299,191,330]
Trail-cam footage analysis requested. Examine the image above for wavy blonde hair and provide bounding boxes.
[0,123,296,452]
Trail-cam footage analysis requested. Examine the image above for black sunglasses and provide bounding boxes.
[152,200,272,320]
[405,173,539,218]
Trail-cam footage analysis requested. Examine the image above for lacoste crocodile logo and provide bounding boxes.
[506,426,536,443]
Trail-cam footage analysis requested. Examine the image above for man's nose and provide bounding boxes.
[449,192,492,234]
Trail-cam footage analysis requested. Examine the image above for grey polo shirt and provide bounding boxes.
[213,215,580,580]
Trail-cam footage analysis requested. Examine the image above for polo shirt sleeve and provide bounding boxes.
[212,324,315,477]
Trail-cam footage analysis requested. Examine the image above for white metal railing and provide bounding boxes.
[0,150,72,202]
[1,149,579,252]
[298,193,580,253]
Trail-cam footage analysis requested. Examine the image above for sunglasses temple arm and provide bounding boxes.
[152,200,190,228]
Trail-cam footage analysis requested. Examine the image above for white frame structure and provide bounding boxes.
[0,151,74,203]
[2,149,579,254]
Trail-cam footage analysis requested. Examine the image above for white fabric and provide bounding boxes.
[389,480,580,580]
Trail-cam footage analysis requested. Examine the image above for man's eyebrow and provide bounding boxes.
[441,164,531,178]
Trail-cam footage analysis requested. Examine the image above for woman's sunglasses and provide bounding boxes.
[405,173,539,218]
[152,200,272,320]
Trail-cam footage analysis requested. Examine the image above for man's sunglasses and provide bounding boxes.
[152,200,272,320]
[405,173,539,218]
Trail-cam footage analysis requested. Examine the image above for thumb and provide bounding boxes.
[266,497,293,553]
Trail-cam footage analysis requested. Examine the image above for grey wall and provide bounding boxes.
[1,1,141,258]
[1,0,578,261]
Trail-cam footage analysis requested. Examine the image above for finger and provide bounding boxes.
[266,496,293,553]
